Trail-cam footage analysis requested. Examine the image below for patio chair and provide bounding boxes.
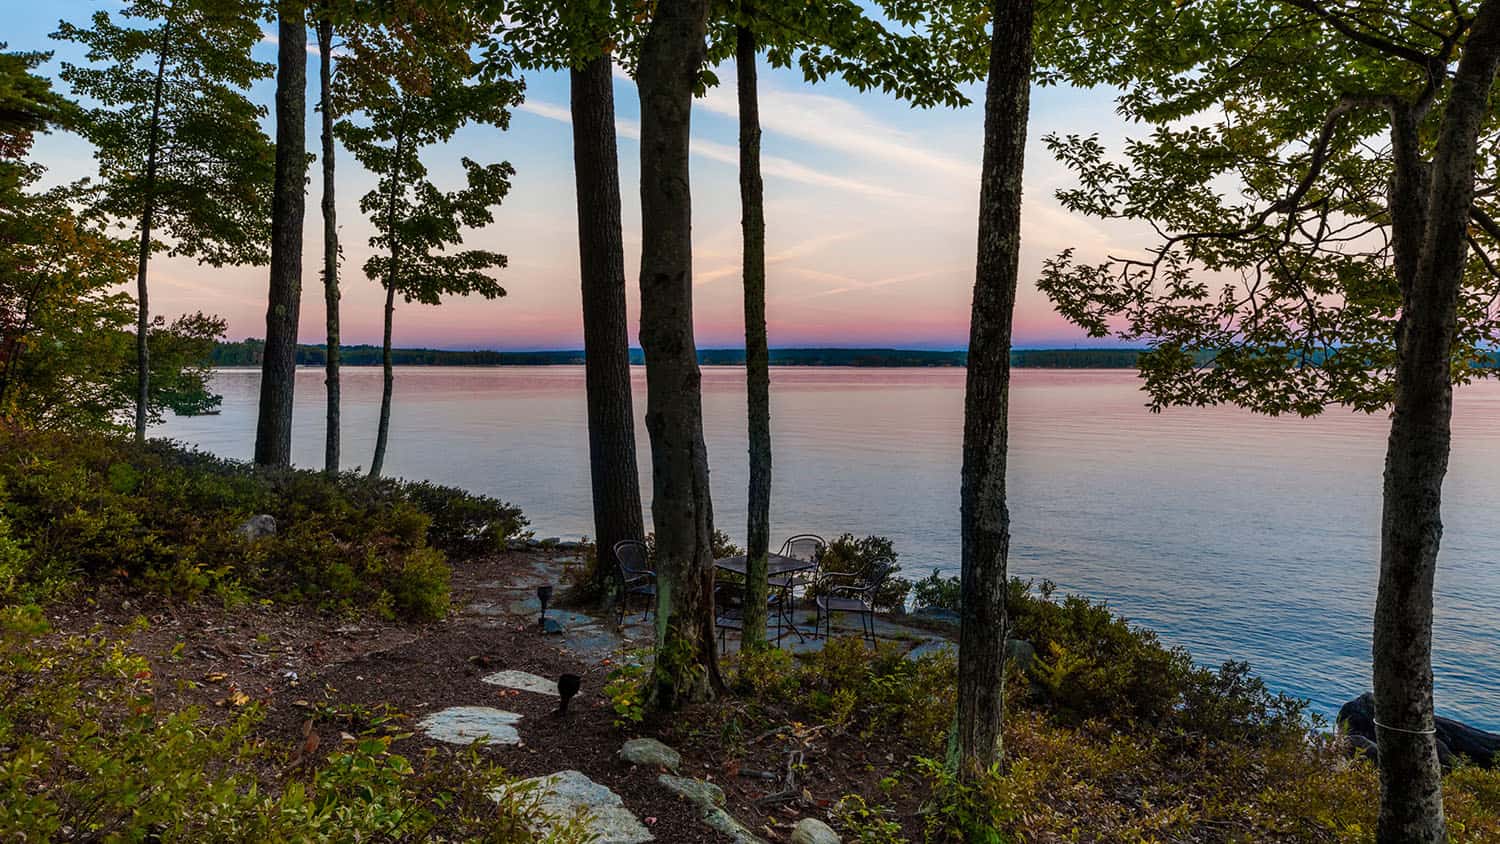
[813,561,891,645]
[771,534,825,606]
[612,539,655,623]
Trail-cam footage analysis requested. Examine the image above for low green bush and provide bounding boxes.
[0,605,589,843]
[910,569,961,612]
[0,429,527,619]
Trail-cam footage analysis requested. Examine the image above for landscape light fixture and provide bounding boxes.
[555,673,581,716]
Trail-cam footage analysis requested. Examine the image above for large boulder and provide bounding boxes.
[658,775,766,843]
[1338,692,1498,769]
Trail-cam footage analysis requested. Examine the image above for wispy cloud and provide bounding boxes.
[698,85,975,182]
[517,99,908,200]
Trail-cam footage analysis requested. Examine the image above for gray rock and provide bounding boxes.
[237,514,277,541]
[658,775,766,843]
[482,669,559,696]
[496,770,652,844]
[790,818,841,844]
[620,737,681,772]
[417,706,522,746]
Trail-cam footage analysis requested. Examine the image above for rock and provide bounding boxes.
[790,817,841,844]
[658,775,766,843]
[237,514,277,541]
[496,770,652,844]
[1004,638,1035,671]
[541,617,566,635]
[1338,692,1498,769]
[620,737,681,772]
[482,670,560,696]
[417,706,522,746]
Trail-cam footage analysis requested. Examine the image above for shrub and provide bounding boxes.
[0,429,526,620]
[0,605,586,843]
[911,569,961,612]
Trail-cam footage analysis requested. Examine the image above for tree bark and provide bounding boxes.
[318,16,340,475]
[1375,4,1500,839]
[637,0,720,709]
[736,22,771,650]
[254,2,307,468]
[571,53,645,598]
[957,0,1034,779]
[133,30,170,443]
[370,280,395,478]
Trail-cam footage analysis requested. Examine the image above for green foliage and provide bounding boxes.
[1032,0,1500,414]
[0,429,526,618]
[53,0,274,267]
[0,605,586,842]
[335,11,521,310]
[831,793,907,844]
[603,654,649,727]
[1008,579,1307,742]
[911,569,961,612]
[815,533,910,611]
[398,480,531,556]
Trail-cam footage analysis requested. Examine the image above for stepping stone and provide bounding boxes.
[495,770,653,843]
[483,669,560,696]
[620,737,681,772]
[417,706,523,746]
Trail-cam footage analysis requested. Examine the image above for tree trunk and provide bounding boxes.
[318,17,340,475]
[637,0,720,709]
[736,22,771,651]
[133,31,170,443]
[254,2,307,468]
[1375,5,1500,839]
[370,278,396,478]
[957,0,1034,780]
[571,53,645,598]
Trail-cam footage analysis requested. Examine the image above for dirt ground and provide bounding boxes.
[45,550,930,841]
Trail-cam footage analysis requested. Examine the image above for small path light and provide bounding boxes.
[537,585,553,628]
[555,673,581,716]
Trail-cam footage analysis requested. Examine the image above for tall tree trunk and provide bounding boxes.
[133,32,169,443]
[318,17,340,475]
[255,2,307,468]
[736,22,771,650]
[370,281,395,478]
[637,0,720,709]
[957,0,1034,779]
[1375,5,1500,839]
[571,52,645,597]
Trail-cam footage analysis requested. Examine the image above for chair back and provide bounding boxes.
[613,539,650,576]
[779,534,826,565]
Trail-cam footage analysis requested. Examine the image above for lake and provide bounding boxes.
[156,366,1500,728]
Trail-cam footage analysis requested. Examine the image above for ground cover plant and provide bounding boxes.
[0,427,528,617]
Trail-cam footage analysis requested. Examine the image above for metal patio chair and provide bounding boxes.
[612,539,655,623]
[813,560,892,645]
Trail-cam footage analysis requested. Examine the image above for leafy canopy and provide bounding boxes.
[1035,0,1500,415]
[335,11,522,304]
[53,0,274,265]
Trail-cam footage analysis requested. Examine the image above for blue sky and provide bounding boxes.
[12,2,1147,351]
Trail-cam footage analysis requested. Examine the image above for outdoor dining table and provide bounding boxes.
[713,553,817,642]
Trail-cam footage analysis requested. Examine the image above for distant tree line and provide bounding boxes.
[211,342,1167,369]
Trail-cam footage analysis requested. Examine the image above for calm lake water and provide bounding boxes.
[157,366,1500,728]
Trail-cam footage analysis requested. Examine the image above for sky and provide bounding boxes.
[13,2,1151,352]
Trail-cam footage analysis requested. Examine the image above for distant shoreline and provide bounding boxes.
[212,343,1145,369]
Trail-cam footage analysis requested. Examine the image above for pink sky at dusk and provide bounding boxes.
[20,7,1150,351]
